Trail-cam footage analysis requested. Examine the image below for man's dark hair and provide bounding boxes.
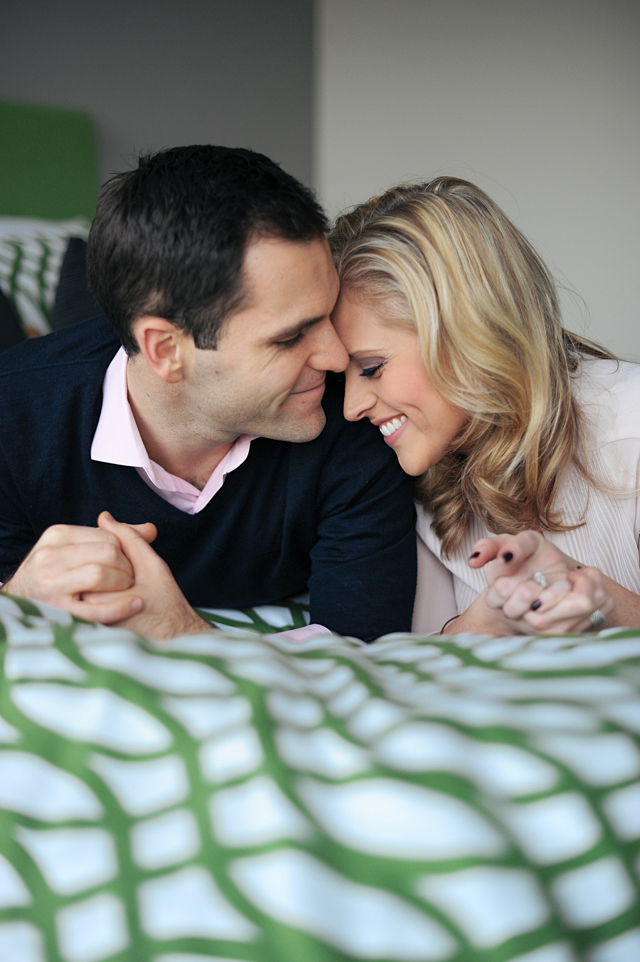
[86,145,329,354]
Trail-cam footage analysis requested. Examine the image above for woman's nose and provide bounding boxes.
[343,371,376,422]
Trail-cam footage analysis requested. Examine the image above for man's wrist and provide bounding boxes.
[147,606,212,641]
[184,611,212,634]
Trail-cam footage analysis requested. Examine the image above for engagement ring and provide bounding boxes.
[531,571,549,589]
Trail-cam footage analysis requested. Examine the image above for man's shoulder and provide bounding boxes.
[0,314,119,380]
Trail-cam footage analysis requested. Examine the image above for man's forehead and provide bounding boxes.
[242,233,334,284]
[223,235,338,333]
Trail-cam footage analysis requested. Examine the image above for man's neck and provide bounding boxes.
[126,357,235,489]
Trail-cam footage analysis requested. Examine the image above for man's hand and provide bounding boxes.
[80,512,211,640]
[468,531,613,634]
[1,523,148,623]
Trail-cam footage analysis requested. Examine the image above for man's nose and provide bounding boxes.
[343,370,376,422]
[308,318,349,372]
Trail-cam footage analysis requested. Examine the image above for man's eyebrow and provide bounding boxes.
[270,315,325,342]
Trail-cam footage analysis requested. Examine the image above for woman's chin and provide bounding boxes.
[381,424,439,475]
[395,450,432,477]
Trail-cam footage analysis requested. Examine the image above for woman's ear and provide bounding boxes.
[130,316,193,383]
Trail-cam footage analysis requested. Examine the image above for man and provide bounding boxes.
[0,146,416,640]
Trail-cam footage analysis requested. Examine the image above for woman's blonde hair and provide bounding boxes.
[330,177,615,558]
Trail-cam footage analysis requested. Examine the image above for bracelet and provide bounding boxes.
[440,615,459,634]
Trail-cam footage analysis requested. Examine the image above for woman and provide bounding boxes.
[330,177,640,635]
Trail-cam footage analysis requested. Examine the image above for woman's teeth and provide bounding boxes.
[379,415,407,437]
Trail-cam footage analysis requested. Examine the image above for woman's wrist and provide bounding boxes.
[452,590,512,636]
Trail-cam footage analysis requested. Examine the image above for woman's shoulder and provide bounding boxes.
[574,358,640,445]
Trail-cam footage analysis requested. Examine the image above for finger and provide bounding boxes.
[30,541,135,583]
[486,574,572,619]
[469,531,543,569]
[80,589,145,606]
[65,594,144,624]
[527,608,593,634]
[524,571,612,632]
[97,512,163,575]
[57,563,135,596]
[97,512,158,546]
[546,569,608,615]
[129,522,157,544]
[503,577,572,622]
[468,535,512,567]
[485,574,542,611]
[56,541,134,576]
[41,523,122,549]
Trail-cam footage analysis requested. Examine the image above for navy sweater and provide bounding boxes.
[0,317,417,639]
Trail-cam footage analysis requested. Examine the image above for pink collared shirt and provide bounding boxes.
[89,347,328,641]
[91,348,254,514]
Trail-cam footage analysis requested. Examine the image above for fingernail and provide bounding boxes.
[502,552,513,562]
[469,551,480,559]
[130,599,143,612]
[530,599,542,611]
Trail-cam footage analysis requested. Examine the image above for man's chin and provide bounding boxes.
[260,408,327,443]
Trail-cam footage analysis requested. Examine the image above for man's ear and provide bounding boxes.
[131,316,194,384]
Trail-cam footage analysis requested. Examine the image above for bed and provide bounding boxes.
[1,595,639,962]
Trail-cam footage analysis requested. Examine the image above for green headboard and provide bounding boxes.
[0,100,98,222]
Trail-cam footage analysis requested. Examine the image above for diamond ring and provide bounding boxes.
[531,571,549,589]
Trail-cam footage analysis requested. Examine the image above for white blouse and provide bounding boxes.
[416,358,640,617]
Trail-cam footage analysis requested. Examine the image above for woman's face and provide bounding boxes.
[332,294,467,476]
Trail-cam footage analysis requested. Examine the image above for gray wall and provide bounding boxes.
[316,0,640,358]
[4,0,639,357]
[1,0,314,186]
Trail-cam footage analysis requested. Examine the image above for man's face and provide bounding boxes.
[185,236,347,444]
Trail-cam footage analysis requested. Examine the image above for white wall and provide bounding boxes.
[316,0,640,358]
[1,0,314,186]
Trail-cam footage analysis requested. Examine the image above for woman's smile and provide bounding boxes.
[375,414,408,442]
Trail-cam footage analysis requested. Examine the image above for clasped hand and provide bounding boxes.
[3,512,208,640]
[469,530,614,634]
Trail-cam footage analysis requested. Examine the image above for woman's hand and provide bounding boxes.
[468,531,613,634]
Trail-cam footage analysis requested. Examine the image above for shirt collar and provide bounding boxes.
[91,347,255,513]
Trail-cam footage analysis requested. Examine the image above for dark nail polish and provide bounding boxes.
[502,552,513,562]
[530,599,542,611]
[469,551,480,559]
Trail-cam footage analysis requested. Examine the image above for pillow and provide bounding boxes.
[0,216,90,337]
[51,236,101,330]
[0,284,25,353]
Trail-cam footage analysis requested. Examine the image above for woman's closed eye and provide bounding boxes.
[359,360,385,378]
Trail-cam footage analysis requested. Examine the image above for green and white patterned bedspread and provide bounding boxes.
[0,593,639,962]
